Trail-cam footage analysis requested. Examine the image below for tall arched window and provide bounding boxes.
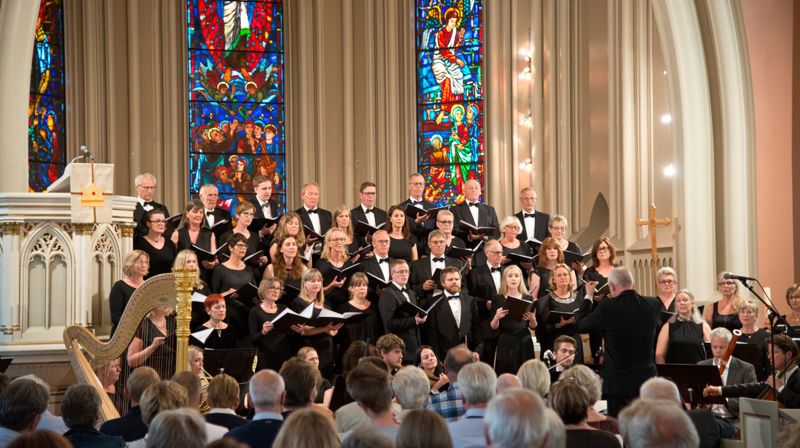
[28,0,66,192]
[416,0,484,206]
[187,0,286,213]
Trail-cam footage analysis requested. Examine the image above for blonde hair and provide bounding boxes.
[272,407,340,448]
[298,269,326,308]
[547,263,575,291]
[122,250,149,277]
[172,249,205,290]
[499,265,529,296]
[517,359,550,398]
[332,206,354,240]
[140,381,188,425]
[558,364,602,403]
[717,272,744,312]
[320,228,349,260]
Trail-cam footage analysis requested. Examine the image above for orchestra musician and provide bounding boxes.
[655,289,711,365]
[697,328,757,420]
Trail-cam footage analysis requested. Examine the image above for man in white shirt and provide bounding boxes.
[351,181,387,237]
[696,327,756,419]
[199,184,232,239]
[514,187,550,243]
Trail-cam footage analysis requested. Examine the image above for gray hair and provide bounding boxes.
[620,399,699,448]
[135,173,156,187]
[249,369,285,410]
[669,289,705,325]
[517,359,551,398]
[656,266,677,280]
[708,327,733,344]
[392,366,430,410]
[61,384,100,428]
[342,427,394,448]
[608,266,634,290]
[146,408,206,448]
[558,365,602,404]
[0,378,49,431]
[485,389,549,448]
[458,362,497,405]
[549,215,568,227]
[500,216,523,234]
[639,377,682,404]
[427,229,446,243]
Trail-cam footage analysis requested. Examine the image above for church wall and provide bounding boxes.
[794,2,800,283]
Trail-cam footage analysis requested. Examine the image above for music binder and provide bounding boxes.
[308,308,368,327]
[355,221,385,236]
[543,309,580,325]
[303,225,324,241]
[202,348,258,383]
[403,203,448,220]
[349,244,373,262]
[232,282,260,304]
[192,242,229,263]
[446,241,484,258]
[248,215,281,232]
[526,238,544,254]
[501,296,534,321]
[329,263,361,281]
[506,252,536,264]
[204,219,229,231]
[458,221,500,238]
[563,249,591,267]
[271,302,315,332]
[399,295,444,316]
[366,271,390,288]
[190,327,214,344]
[191,292,207,303]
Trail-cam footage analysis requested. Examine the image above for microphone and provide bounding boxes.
[543,350,555,361]
[79,145,96,162]
[722,273,757,282]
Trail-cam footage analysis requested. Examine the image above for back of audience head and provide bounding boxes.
[495,373,522,393]
[145,408,206,448]
[619,399,698,448]
[517,359,551,398]
[207,373,240,410]
[249,369,285,412]
[0,378,49,432]
[342,427,394,448]
[485,389,549,448]
[140,380,188,426]
[548,380,593,425]
[392,366,430,410]
[7,429,72,448]
[171,370,202,409]
[542,409,566,448]
[359,356,390,372]
[127,366,161,405]
[639,377,681,405]
[61,384,101,429]
[458,362,496,405]
[346,362,393,416]
[273,407,340,448]
[558,364,602,405]
[444,345,475,380]
[205,440,249,448]
[396,409,452,448]
[279,358,319,409]
[343,341,380,374]
[0,373,11,394]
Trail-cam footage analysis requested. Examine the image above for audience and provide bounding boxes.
[543,409,567,448]
[171,371,227,443]
[344,362,398,442]
[517,359,551,398]
[341,427,393,448]
[0,379,49,447]
[558,365,618,434]
[484,389,550,448]
[548,380,620,448]
[392,366,431,419]
[100,366,160,442]
[272,407,340,448]
[375,334,405,375]
[145,408,206,448]
[447,362,496,448]
[205,374,248,430]
[60,384,125,448]
[278,358,320,416]
[6,430,71,448]
[397,409,452,448]
[427,345,475,422]
[335,357,401,433]
[224,369,285,448]
[494,373,522,393]
[12,375,66,434]
[130,380,188,447]
[619,399,699,448]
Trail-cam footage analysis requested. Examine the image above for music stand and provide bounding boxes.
[203,348,257,384]
[0,358,11,373]
[656,364,726,408]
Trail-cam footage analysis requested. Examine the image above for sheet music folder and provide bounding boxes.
[656,364,726,406]
[202,348,257,383]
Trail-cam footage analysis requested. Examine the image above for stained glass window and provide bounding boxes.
[187,0,285,213]
[415,0,484,206]
[28,0,66,192]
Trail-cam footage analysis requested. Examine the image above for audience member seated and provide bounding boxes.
[205,374,248,430]
[335,357,401,433]
[548,380,621,448]
[544,408,567,448]
[396,409,452,448]
[129,380,188,448]
[0,378,49,447]
[447,362,497,448]
[416,345,449,394]
[329,341,380,412]
[100,366,160,442]
[392,366,432,419]
[517,359,551,399]
[495,373,522,393]
[426,345,476,422]
[340,427,393,448]
[619,399,699,448]
[296,347,333,406]
[484,389,550,448]
[272,407,340,448]
[225,370,285,448]
[6,429,72,448]
[145,408,207,448]
[171,371,227,443]
[558,365,618,434]
[343,362,399,442]
[61,384,125,448]
[12,375,66,434]
[278,358,320,417]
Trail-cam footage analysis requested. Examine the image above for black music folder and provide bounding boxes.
[502,296,534,321]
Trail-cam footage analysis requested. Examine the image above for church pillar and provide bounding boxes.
[0,223,23,341]
[0,0,40,192]
[72,224,93,327]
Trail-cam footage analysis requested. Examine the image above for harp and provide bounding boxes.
[63,269,196,422]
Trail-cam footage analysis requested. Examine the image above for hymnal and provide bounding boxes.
[502,296,534,321]
[192,242,228,263]
[458,221,500,238]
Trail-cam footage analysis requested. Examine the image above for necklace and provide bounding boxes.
[551,290,575,304]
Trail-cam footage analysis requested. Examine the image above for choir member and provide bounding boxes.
[296,182,332,245]
[109,250,149,336]
[196,294,237,349]
[268,212,311,264]
[655,267,678,312]
[382,205,418,262]
[134,209,177,278]
[290,269,343,379]
[450,179,499,249]
[547,215,583,272]
[786,284,800,336]
[126,305,176,380]
[248,175,279,242]
[582,237,617,361]
[249,277,293,372]
[133,173,170,239]
[317,228,355,308]
[490,265,537,374]
[332,206,364,255]
[398,173,435,254]
[433,210,467,256]
[498,216,533,274]
[335,272,383,349]
[351,181,387,238]
[529,237,577,299]
[415,346,449,394]
[467,239,504,365]
[704,272,744,332]
[173,249,210,331]
[171,199,219,280]
[736,299,771,381]
[410,230,463,305]
[199,184,233,240]
[220,202,269,272]
[211,233,256,344]
[422,267,481,359]
[536,263,592,364]
[655,290,710,364]
[360,230,392,301]
[514,187,550,243]
[264,235,309,301]
[378,259,427,364]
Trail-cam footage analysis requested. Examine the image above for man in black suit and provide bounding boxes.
[397,173,436,254]
[409,230,464,305]
[100,366,160,442]
[295,182,331,250]
[360,230,392,301]
[225,369,285,448]
[697,327,757,419]
[205,374,248,430]
[450,179,499,250]
[378,259,427,364]
[352,181,387,238]
[200,184,233,242]
[515,187,550,243]
[467,239,504,362]
[423,267,481,359]
[577,266,662,417]
[705,333,800,409]
[133,173,170,239]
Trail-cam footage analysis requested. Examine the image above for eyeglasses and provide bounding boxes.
[437,220,454,224]
[267,285,282,290]
[487,250,503,256]
[137,185,155,190]
[373,239,390,244]
[240,212,254,216]
[362,191,377,196]
[658,279,675,285]
[596,246,610,252]
[329,237,347,242]
[549,226,566,231]
[392,269,410,274]
[234,243,249,248]
[718,281,735,286]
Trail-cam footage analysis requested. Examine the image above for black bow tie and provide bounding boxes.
[432,257,445,263]
[307,208,318,214]
[143,201,154,207]
[399,287,408,294]
[206,211,214,216]
[468,202,480,208]
[448,295,460,300]
[410,200,421,206]
[490,267,502,273]
[524,212,535,218]
[377,258,388,264]
[364,208,374,214]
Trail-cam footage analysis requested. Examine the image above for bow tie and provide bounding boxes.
[432,257,445,263]
[490,266,502,273]
[307,208,318,214]
[410,200,421,206]
[468,202,480,208]
[523,212,535,218]
[143,201,154,207]
[448,295,460,300]
[399,287,408,294]
[206,211,214,216]
[364,208,374,214]
[377,258,388,264]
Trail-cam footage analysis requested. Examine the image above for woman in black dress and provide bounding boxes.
[529,237,577,299]
[335,272,383,346]
[498,216,533,275]
[704,272,744,332]
[211,233,256,345]
[655,266,678,313]
[582,237,616,361]
[264,235,309,302]
[219,202,269,275]
[290,269,343,380]
[268,212,310,263]
[126,305,176,380]
[655,289,711,364]
[109,250,149,336]
[133,209,176,278]
[195,294,237,349]
[171,199,218,281]
[537,263,592,363]
[317,228,354,309]
[490,265,538,375]
[548,215,583,272]
[784,284,800,336]
[249,277,294,371]
[333,207,365,257]
[737,299,770,381]
[173,249,211,331]
[382,205,418,262]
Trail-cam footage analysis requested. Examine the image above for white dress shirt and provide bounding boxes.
[466,201,480,226]
[522,209,537,241]
[446,292,462,327]
[305,206,322,233]
[361,204,376,226]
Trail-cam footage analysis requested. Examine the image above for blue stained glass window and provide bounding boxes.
[416,0,485,206]
[28,0,66,192]
[187,0,286,214]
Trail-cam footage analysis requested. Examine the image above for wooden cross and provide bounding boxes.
[636,203,672,290]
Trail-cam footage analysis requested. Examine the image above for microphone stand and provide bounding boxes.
[737,278,785,405]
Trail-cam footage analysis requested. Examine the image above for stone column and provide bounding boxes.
[0,223,24,340]
[72,223,94,326]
